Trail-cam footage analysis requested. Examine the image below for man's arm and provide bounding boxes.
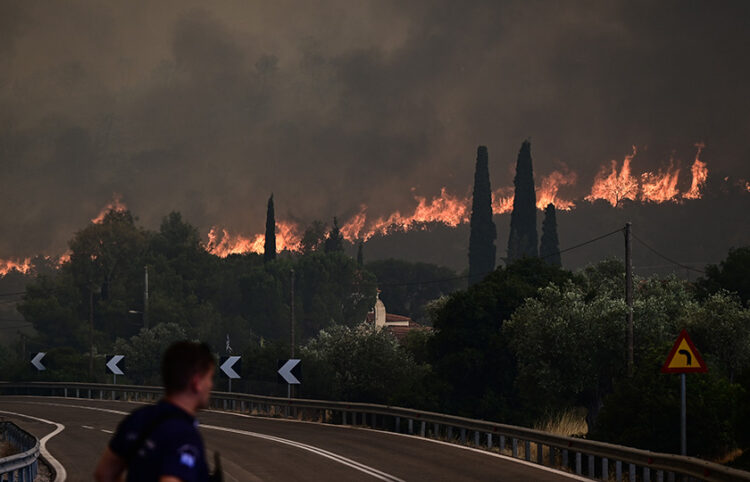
[93,447,127,482]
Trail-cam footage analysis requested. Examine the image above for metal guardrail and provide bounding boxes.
[1,381,749,482]
[0,420,40,482]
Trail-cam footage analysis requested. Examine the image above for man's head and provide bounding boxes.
[161,341,215,410]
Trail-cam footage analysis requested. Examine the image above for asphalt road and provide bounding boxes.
[0,396,586,482]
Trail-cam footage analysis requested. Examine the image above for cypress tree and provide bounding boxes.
[324,217,344,253]
[468,145,497,286]
[264,194,276,262]
[507,140,538,262]
[540,203,561,266]
[357,241,364,267]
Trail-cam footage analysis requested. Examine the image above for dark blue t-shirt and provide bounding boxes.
[109,400,210,482]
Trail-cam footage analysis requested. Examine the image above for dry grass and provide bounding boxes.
[534,407,589,437]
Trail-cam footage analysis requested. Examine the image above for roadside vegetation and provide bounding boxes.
[1,209,749,466]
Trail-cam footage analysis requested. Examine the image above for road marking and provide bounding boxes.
[4,401,404,481]
[0,410,67,482]
[101,429,113,434]
[202,423,404,482]
[82,425,94,430]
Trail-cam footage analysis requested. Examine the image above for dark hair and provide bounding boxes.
[161,341,215,395]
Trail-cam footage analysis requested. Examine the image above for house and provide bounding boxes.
[365,291,431,341]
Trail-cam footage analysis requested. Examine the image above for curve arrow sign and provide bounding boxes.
[31,352,46,371]
[278,359,301,385]
[220,356,241,379]
[106,355,125,376]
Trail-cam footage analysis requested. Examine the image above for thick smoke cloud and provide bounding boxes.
[1,0,749,258]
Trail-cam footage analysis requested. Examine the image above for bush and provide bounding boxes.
[592,346,744,459]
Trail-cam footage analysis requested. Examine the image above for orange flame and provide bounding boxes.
[492,187,514,214]
[640,159,680,203]
[0,258,32,276]
[205,222,303,257]
[92,194,127,223]
[585,146,640,207]
[536,170,577,210]
[683,142,707,200]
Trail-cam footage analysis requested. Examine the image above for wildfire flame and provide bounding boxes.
[682,142,708,200]
[91,194,127,223]
[585,146,640,207]
[585,143,708,207]
[0,142,720,266]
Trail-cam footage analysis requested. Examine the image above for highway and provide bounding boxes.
[0,396,586,481]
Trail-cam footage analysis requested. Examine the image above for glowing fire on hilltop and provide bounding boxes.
[585,143,708,207]
[536,170,577,210]
[92,194,127,223]
[683,142,707,200]
[0,142,723,266]
[0,258,33,276]
[206,171,577,257]
[585,146,640,207]
[206,222,303,257]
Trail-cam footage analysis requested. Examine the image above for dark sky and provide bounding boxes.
[1,0,749,258]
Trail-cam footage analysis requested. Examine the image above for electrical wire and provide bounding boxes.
[380,226,625,287]
[631,233,706,274]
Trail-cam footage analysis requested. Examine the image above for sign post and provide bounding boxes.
[106,355,125,384]
[661,329,707,456]
[278,359,301,399]
[219,356,241,392]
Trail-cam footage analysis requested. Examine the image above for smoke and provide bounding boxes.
[1,0,749,260]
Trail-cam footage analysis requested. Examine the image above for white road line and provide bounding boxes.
[0,410,67,482]
[203,424,404,482]
[4,401,404,481]
[101,429,113,434]
[81,425,94,430]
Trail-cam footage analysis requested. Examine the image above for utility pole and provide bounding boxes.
[290,268,295,399]
[143,266,149,329]
[625,222,634,377]
[89,288,94,379]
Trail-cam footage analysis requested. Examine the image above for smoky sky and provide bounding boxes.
[1,0,749,258]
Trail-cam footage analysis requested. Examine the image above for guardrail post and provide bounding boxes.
[512,438,518,458]
[525,441,531,461]
[352,412,357,425]
[64,388,67,397]
[575,452,582,475]
[616,460,622,481]
[486,433,492,449]
[628,464,635,482]
[342,411,347,425]
[562,449,568,467]
[602,458,609,481]
[420,421,426,437]
[395,416,400,432]
[408,419,413,434]
[656,470,663,482]
[643,467,650,482]
[474,431,479,446]
[433,423,439,438]
[500,435,505,452]
[549,446,555,466]
[447,426,452,440]
[460,428,466,444]
[537,444,543,465]
[588,454,594,477]
[76,388,79,398]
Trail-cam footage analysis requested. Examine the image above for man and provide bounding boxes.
[94,341,217,482]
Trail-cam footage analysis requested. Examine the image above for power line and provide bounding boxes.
[540,226,624,260]
[631,233,706,274]
[379,227,625,288]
